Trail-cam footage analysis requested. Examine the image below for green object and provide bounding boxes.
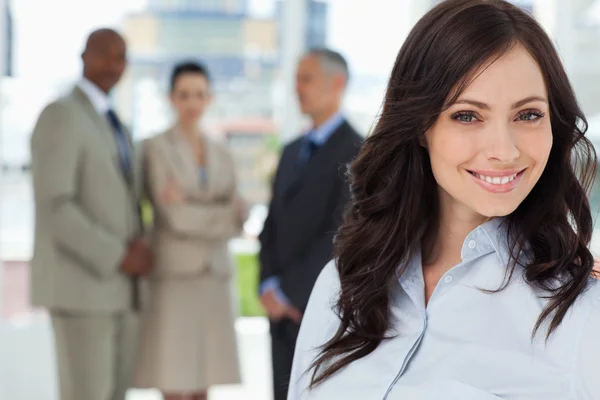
[141,199,154,228]
[235,253,266,317]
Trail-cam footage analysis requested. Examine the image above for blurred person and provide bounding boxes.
[288,1,600,399]
[135,61,248,400]
[30,28,151,400]
[258,48,363,400]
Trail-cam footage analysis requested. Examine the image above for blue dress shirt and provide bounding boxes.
[289,218,600,399]
[260,112,346,306]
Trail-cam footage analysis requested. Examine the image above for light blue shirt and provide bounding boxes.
[298,112,345,164]
[289,218,600,399]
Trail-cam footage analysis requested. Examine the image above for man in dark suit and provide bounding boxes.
[258,48,363,400]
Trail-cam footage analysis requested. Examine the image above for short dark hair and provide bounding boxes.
[170,61,211,92]
[306,48,349,84]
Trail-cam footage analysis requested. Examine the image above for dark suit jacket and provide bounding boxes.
[259,120,363,312]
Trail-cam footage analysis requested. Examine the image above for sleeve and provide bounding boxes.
[143,138,239,240]
[576,292,600,399]
[259,276,291,305]
[288,260,341,400]
[258,147,287,283]
[30,102,125,278]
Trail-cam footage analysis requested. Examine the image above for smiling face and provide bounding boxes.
[424,44,553,222]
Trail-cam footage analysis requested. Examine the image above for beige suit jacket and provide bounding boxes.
[143,128,242,278]
[30,87,143,312]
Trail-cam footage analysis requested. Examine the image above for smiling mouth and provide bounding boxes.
[467,170,525,185]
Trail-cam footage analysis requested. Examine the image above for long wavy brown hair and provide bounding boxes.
[308,0,597,388]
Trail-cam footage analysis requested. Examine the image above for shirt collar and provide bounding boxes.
[399,217,512,285]
[460,217,511,265]
[77,77,112,115]
[306,112,345,146]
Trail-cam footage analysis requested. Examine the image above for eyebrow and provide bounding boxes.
[453,95,548,110]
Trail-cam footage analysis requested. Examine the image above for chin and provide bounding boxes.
[474,202,519,218]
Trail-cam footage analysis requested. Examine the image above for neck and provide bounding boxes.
[311,105,341,129]
[423,193,490,271]
[177,121,199,140]
[83,75,109,95]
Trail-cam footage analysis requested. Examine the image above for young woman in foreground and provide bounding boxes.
[288,1,600,399]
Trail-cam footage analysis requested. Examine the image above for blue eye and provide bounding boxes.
[451,111,479,123]
[516,110,545,121]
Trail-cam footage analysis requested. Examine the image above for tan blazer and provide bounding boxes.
[143,128,242,278]
[30,87,143,312]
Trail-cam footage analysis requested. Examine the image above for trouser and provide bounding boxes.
[50,310,139,400]
[270,318,301,400]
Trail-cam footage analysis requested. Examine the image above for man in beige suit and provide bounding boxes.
[30,28,153,400]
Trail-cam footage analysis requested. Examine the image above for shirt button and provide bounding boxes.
[444,275,453,284]
[468,240,476,249]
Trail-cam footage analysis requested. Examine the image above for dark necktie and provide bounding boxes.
[106,109,140,311]
[300,136,320,165]
[106,109,132,182]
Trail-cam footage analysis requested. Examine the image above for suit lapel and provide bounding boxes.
[165,128,204,192]
[282,121,350,203]
[73,87,133,186]
[72,87,110,133]
[204,137,219,198]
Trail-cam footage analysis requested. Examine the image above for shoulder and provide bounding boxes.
[570,278,600,398]
[290,261,341,397]
[142,132,162,148]
[337,121,363,157]
[283,135,304,152]
[32,98,78,142]
[341,120,363,141]
[141,130,170,157]
[205,135,236,166]
[297,260,341,345]
[310,259,341,305]
[206,134,231,153]
[574,277,600,327]
[37,97,71,120]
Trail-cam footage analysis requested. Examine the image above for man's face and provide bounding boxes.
[82,37,127,93]
[295,55,340,118]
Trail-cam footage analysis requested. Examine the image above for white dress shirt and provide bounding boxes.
[289,218,600,400]
[77,77,111,115]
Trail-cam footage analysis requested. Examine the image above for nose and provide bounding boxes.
[484,122,520,163]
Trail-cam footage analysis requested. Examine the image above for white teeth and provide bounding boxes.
[474,172,518,185]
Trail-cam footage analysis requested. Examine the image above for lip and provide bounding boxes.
[467,168,526,193]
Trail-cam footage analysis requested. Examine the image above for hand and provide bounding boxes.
[161,179,185,205]
[120,238,153,277]
[260,290,287,321]
[260,290,303,324]
[285,305,303,325]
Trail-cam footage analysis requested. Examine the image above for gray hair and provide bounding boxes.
[305,48,349,85]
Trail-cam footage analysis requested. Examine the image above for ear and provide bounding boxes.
[333,74,346,91]
[206,92,215,107]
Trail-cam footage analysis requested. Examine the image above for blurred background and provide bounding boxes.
[1,0,600,399]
